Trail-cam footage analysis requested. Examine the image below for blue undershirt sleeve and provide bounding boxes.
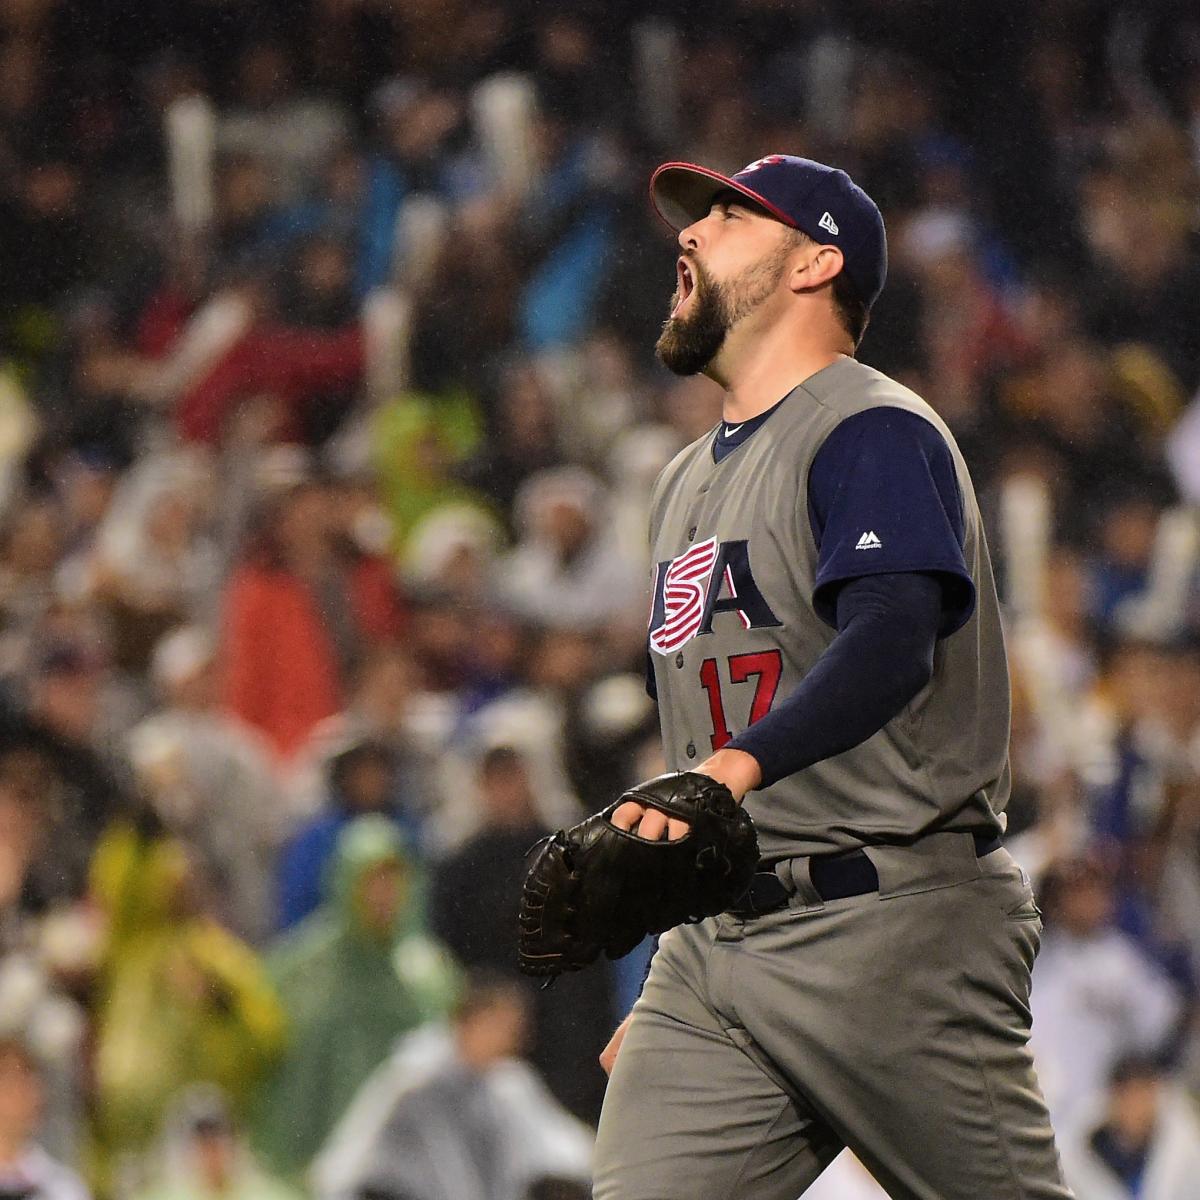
[806,407,975,636]
[725,571,942,788]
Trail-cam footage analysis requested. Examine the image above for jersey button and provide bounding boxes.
[685,741,697,758]
[687,526,697,541]
[675,653,685,668]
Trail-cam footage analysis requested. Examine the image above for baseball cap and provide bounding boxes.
[650,154,888,310]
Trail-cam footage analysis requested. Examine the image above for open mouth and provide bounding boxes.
[671,257,696,318]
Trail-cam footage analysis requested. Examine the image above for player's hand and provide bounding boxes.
[600,1012,634,1076]
[610,753,761,839]
[610,800,690,841]
[696,748,762,801]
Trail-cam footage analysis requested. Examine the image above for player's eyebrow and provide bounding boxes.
[709,189,768,219]
[709,189,741,211]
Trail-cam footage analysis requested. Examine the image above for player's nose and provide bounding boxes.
[677,219,703,253]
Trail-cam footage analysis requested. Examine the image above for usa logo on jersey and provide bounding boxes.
[649,536,720,654]
[648,537,781,655]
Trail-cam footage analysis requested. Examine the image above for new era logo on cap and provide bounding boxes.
[649,154,888,310]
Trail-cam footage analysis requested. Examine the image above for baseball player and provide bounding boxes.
[588,156,1075,1198]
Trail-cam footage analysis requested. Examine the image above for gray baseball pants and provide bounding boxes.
[592,835,1074,1199]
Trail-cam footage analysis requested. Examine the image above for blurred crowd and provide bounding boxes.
[2,0,1200,1197]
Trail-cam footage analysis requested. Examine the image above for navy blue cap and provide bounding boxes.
[650,154,888,310]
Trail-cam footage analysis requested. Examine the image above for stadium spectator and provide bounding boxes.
[253,816,457,1178]
[498,467,642,632]
[133,1087,298,1200]
[457,361,564,521]
[89,821,283,1185]
[0,496,66,664]
[0,640,135,905]
[400,504,505,609]
[128,626,283,944]
[0,777,87,1163]
[0,1036,89,1200]
[1030,855,1183,1136]
[369,390,491,555]
[275,734,417,931]
[217,41,350,206]
[286,644,434,828]
[88,451,219,673]
[449,627,598,842]
[219,479,403,761]
[311,973,592,1200]
[430,746,614,1121]
[1058,1055,1200,1199]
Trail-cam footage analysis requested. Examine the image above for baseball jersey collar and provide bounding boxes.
[712,394,789,462]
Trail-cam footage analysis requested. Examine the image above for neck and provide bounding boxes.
[709,321,848,423]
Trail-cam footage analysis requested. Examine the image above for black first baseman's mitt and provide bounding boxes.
[518,771,759,978]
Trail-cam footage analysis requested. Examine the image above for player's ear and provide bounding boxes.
[788,245,844,295]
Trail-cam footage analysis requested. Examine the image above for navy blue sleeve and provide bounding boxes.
[726,572,941,788]
[807,408,975,637]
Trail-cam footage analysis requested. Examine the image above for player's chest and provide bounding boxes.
[648,449,814,655]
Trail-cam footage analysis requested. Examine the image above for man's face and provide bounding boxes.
[457,993,530,1067]
[342,754,394,812]
[355,860,407,936]
[480,760,536,827]
[1060,875,1114,936]
[0,1047,43,1146]
[193,1130,237,1191]
[36,668,101,741]
[656,200,795,376]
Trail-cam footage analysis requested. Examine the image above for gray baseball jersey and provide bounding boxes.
[646,355,1010,861]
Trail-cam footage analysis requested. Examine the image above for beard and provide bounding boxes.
[655,246,790,376]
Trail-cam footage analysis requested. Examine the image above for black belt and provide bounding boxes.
[727,833,1003,918]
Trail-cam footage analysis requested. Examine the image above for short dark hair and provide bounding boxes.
[1109,1053,1167,1088]
[831,268,870,348]
[791,229,870,349]
[451,969,527,1024]
[479,745,523,778]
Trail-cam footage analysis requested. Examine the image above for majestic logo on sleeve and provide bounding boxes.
[648,537,781,655]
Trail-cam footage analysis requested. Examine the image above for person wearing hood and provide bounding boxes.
[129,625,284,945]
[89,820,285,1188]
[133,1086,298,1200]
[275,735,420,931]
[219,479,404,763]
[496,466,642,632]
[252,816,458,1179]
[313,973,593,1200]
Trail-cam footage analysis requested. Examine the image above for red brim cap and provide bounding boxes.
[649,161,799,233]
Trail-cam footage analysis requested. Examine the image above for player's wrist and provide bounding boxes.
[694,748,762,801]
